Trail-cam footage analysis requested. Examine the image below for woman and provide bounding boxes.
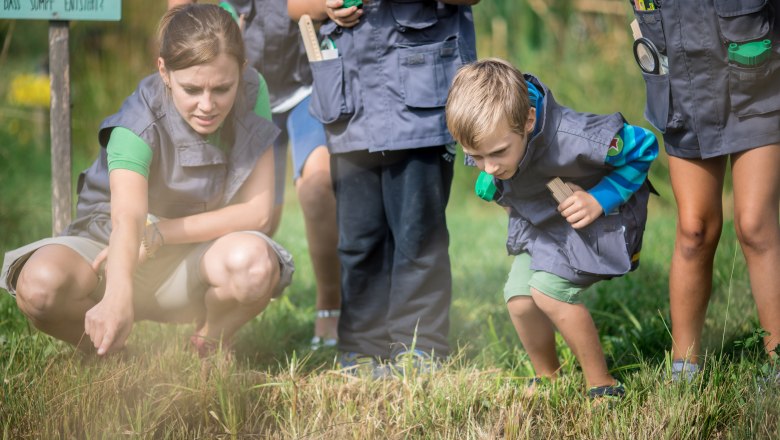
[0,3,294,357]
[629,0,780,379]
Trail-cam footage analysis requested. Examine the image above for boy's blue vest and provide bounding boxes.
[497,74,650,285]
[227,0,312,110]
[63,68,280,243]
[307,0,477,153]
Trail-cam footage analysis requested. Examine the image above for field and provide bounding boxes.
[1,1,777,438]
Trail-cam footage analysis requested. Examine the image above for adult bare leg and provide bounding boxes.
[668,155,727,364]
[731,144,780,356]
[296,146,341,343]
[14,245,100,350]
[195,232,280,347]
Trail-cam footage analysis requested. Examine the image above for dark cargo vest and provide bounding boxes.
[307,0,477,153]
[632,0,780,158]
[227,0,312,110]
[496,75,650,285]
[63,67,280,243]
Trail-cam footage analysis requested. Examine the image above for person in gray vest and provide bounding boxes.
[288,0,478,375]
[629,0,780,380]
[168,0,341,350]
[446,58,659,399]
[0,4,294,358]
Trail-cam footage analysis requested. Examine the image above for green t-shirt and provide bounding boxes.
[107,73,272,179]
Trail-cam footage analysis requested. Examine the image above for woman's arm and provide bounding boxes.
[154,146,276,244]
[84,168,148,356]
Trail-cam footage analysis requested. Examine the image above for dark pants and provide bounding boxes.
[331,146,454,358]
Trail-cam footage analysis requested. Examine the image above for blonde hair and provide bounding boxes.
[446,58,530,150]
[158,4,245,72]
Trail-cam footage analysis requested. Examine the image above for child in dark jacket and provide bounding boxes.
[446,58,659,399]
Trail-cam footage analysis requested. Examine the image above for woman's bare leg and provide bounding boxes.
[731,144,780,356]
[195,232,280,344]
[668,155,727,363]
[14,245,100,350]
[296,146,341,342]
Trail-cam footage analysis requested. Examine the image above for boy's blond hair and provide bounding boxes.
[446,58,531,150]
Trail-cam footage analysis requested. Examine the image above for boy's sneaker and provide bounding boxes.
[524,377,551,398]
[587,381,625,401]
[670,359,700,382]
[391,349,441,377]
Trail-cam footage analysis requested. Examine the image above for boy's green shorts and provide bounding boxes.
[503,253,590,304]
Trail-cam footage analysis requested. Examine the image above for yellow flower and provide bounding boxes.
[9,74,51,108]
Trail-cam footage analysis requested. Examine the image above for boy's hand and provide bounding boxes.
[325,0,363,27]
[557,183,603,230]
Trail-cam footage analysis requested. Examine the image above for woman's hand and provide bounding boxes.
[557,183,604,230]
[84,292,134,356]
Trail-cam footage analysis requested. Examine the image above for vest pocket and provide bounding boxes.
[714,0,770,43]
[398,38,460,109]
[565,215,632,278]
[389,0,438,31]
[632,8,666,54]
[640,71,674,133]
[728,57,780,116]
[309,57,354,124]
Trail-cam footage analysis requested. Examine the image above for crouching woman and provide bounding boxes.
[1,3,293,357]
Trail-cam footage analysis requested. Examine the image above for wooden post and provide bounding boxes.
[49,21,72,236]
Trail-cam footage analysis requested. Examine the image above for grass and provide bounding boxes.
[1,154,777,437]
[1,3,778,438]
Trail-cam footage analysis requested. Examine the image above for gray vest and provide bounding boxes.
[64,68,280,243]
[497,75,650,285]
[307,0,477,153]
[633,0,780,158]
[228,0,312,109]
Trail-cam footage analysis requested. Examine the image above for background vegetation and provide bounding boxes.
[0,1,776,438]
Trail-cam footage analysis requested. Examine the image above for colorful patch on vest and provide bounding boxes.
[608,134,624,157]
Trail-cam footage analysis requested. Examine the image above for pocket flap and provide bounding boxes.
[714,0,767,17]
[176,145,227,167]
[390,0,437,30]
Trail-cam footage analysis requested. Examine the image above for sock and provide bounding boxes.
[671,359,700,382]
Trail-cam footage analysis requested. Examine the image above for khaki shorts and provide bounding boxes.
[503,253,590,305]
[1,232,294,318]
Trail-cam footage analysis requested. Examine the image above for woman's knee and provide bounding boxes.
[676,215,722,258]
[15,262,71,320]
[734,211,778,254]
[296,171,335,219]
[222,241,279,304]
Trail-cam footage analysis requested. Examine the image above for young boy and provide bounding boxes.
[446,58,659,398]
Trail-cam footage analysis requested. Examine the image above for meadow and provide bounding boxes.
[1,1,778,438]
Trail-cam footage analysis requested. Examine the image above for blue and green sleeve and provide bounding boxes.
[587,123,659,214]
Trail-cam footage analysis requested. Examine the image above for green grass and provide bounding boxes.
[1,3,778,437]
[1,146,777,437]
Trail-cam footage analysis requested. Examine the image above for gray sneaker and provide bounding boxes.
[391,349,442,377]
[338,351,393,380]
[670,359,700,382]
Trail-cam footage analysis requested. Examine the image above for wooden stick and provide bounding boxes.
[546,177,574,204]
[298,14,322,62]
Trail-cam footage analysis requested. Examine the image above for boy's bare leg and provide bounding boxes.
[296,146,341,342]
[196,233,280,344]
[668,156,727,363]
[507,296,560,378]
[531,289,614,388]
[732,144,780,356]
[14,245,100,350]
